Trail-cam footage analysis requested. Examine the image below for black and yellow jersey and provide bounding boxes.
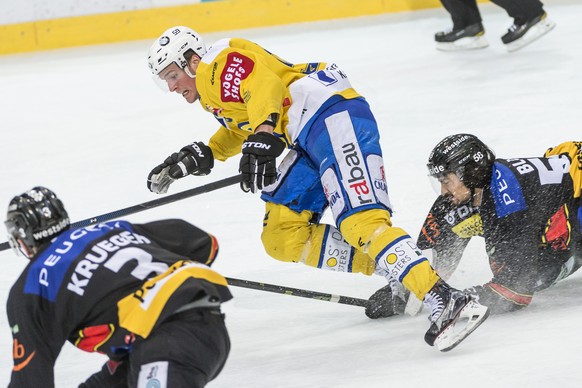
[418,143,581,313]
[7,219,231,387]
[196,38,361,160]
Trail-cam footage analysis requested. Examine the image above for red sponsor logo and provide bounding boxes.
[342,142,372,205]
[220,52,254,103]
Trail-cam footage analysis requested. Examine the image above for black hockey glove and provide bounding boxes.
[147,142,214,194]
[173,142,214,177]
[79,360,127,388]
[366,278,421,319]
[365,284,396,319]
[239,132,285,193]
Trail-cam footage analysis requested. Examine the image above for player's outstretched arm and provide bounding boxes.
[417,195,475,280]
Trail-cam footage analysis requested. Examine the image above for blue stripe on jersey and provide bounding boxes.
[347,246,354,273]
[297,96,371,147]
[24,221,135,301]
[214,116,229,128]
[490,162,527,218]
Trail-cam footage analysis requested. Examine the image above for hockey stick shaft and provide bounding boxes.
[0,175,243,252]
[225,277,369,308]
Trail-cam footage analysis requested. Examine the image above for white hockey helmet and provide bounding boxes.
[147,26,207,77]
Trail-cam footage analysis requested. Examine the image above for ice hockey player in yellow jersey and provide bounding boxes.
[145,26,489,351]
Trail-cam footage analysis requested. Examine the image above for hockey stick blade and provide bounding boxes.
[0,175,243,253]
[226,277,369,308]
[435,300,490,352]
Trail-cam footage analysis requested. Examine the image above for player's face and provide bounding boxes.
[438,172,471,205]
[159,63,199,103]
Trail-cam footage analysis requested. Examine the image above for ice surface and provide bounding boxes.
[1,2,581,387]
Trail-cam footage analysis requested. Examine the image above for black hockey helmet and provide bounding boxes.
[5,186,70,257]
[427,134,495,189]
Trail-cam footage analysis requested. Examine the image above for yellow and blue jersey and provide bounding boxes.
[196,38,360,160]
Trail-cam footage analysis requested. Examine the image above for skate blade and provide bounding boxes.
[506,18,556,52]
[434,301,490,352]
[436,36,489,51]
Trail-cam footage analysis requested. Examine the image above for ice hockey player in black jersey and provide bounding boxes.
[417,134,582,314]
[5,186,232,388]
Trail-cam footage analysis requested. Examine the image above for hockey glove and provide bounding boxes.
[147,142,214,194]
[239,132,285,193]
[171,142,214,177]
[147,158,176,194]
[365,285,396,319]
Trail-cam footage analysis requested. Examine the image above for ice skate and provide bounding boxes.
[502,12,556,52]
[435,23,489,51]
[423,280,489,352]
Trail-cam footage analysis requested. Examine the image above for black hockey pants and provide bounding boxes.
[128,307,230,388]
[440,0,545,29]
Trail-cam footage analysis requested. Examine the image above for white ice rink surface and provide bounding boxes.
[1,1,581,387]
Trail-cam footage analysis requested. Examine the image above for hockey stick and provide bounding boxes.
[225,277,370,308]
[0,175,243,252]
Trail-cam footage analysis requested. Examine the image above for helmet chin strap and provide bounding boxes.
[183,65,199,101]
[11,238,34,259]
[184,66,196,79]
